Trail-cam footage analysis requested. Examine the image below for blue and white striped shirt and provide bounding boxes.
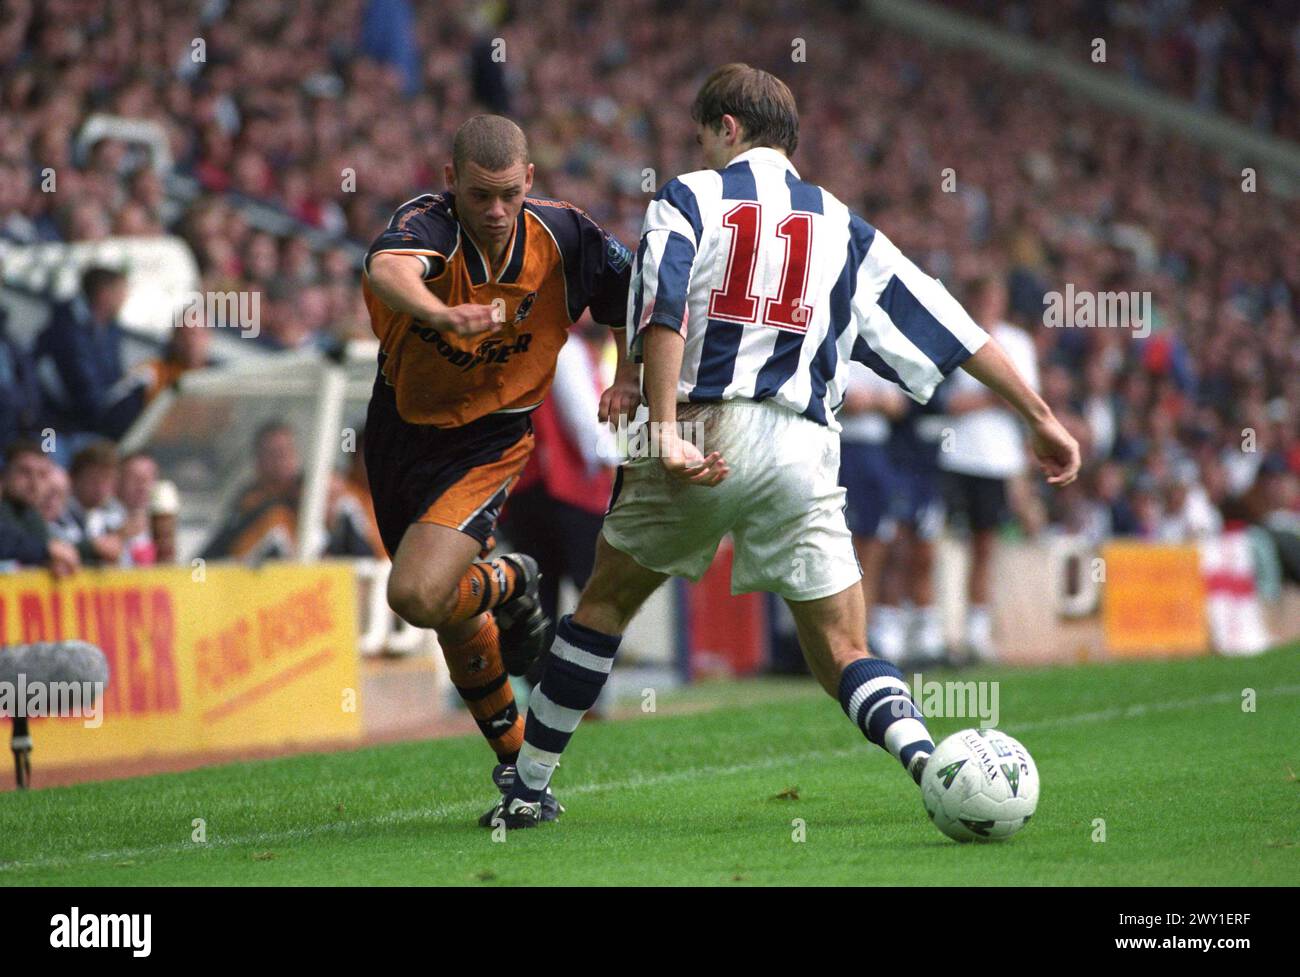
[628,147,988,431]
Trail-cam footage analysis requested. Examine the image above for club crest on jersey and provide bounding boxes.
[513,291,537,323]
[606,235,632,272]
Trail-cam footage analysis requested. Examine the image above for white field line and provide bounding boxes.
[1,682,1295,875]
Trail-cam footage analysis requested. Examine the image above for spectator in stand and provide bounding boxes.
[0,154,45,244]
[1157,458,1223,542]
[202,421,302,561]
[1129,475,1165,540]
[32,266,130,450]
[207,421,382,562]
[0,441,79,576]
[119,452,161,566]
[0,295,44,451]
[1092,460,1141,539]
[66,441,127,567]
[0,516,77,576]
[40,461,78,544]
[149,480,181,565]
[1238,455,1300,584]
[257,279,322,352]
[1,442,50,547]
[102,316,218,437]
[144,313,217,387]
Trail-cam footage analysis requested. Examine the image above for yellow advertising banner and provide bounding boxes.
[0,562,361,766]
[1101,542,1209,657]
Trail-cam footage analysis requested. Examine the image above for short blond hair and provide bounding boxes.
[452,115,529,173]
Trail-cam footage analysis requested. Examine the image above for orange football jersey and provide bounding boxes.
[363,192,631,427]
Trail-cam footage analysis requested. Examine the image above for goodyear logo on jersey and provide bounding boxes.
[409,290,539,371]
[409,324,534,372]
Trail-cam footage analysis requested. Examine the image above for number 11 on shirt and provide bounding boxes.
[708,202,815,333]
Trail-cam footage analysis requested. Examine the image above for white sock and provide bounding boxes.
[914,605,945,662]
[870,605,906,664]
[966,604,995,660]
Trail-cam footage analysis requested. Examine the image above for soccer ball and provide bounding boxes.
[921,728,1039,842]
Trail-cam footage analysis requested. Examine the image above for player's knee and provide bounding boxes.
[385,577,424,625]
[387,571,452,629]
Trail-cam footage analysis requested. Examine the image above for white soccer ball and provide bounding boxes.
[921,728,1039,842]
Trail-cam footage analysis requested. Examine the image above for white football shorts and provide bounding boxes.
[601,399,862,602]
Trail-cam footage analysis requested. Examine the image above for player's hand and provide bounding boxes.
[598,367,642,427]
[659,428,729,487]
[430,303,503,339]
[46,539,80,578]
[1029,413,1081,487]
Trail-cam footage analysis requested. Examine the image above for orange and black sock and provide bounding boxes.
[443,557,525,626]
[441,615,524,762]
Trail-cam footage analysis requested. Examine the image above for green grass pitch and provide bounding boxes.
[1,644,1296,886]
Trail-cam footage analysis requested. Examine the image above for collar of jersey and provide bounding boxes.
[457,208,521,284]
[727,146,799,179]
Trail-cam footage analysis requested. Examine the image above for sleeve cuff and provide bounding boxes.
[628,312,687,362]
[364,249,446,280]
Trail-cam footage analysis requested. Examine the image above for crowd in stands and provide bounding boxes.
[942,0,1300,139]
[0,265,217,451]
[0,437,178,576]
[0,415,383,573]
[0,0,1295,580]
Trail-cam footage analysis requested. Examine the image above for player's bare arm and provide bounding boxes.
[643,325,729,487]
[960,338,1080,486]
[598,326,642,425]
[366,251,501,339]
[944,388,999,414]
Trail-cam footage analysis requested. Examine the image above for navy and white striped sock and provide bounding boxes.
[838,657,934,778]
[511,615,620,802]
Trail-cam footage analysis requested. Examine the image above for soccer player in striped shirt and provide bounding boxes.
[483,65,1080,828]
